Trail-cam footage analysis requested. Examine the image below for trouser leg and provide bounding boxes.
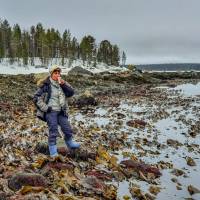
[58,113,73,141]
[58,113,80,149]
[46,111,59,156]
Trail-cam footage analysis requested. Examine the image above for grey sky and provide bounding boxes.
[0,0,200,64]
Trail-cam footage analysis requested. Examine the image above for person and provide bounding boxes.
[33,65,80,158]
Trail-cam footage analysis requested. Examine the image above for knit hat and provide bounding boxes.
[49,65,61,75]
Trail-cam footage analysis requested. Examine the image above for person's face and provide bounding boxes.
[51,69,61,81]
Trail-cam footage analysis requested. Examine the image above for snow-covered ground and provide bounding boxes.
[0,58,128,75]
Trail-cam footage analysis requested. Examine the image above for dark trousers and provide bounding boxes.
[46,111,73,146]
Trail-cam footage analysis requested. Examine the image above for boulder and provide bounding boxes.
[68,66,93,76]
[8,173,48,191]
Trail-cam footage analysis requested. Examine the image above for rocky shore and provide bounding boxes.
[0,69,200,200]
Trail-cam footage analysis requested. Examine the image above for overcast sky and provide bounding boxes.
[0,0,200,64]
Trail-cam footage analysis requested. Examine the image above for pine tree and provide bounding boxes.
[21,31,29,65]
[122,51,126,67]
[62,29,71,58]
[80,35,96,65]
[35,23,45,59]
[1,20,13,61]
[30,26,36,65]
[111,45,120,66]
[97,40,112,65]
[12,24,22,62]
[71,37,79,60]
[0,19,5,60]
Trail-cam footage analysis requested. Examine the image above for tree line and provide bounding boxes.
[0,19,126,66]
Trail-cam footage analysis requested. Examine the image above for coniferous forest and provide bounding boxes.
[0,19,124,66]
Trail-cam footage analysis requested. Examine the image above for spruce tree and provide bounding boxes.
[12,24,22,62]
[97,40,112,65]
[111,45,120,66]
[122,51,126,67]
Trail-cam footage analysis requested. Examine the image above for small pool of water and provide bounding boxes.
[170,82,200,96]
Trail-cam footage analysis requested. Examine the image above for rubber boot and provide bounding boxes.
[49,145,58,157]
[65,138,80,149]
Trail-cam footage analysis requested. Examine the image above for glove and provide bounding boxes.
[47,106,52,113]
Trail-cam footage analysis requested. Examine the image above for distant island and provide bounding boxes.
[134,63,200,71]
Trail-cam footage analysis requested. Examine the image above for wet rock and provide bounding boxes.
[187,185,200,195]
[167,139,183,148]
[156,161,173,169]
[149,185,161,195]
[176,185,182,190]
[76,91,98,108]
[126,119,147,128]
[85,170,113,181]
[145,193,156,200]
[65,149,97,161]
[120,160,162,178]
[82,176,106,194]
[171,169,185,176]
[171,178,178,183]
[189,131,197,138]
[114,112,126,119]
[44,162,74,171]
[130,187,147,200]
[8,173,48,191]
[186,157,196,166]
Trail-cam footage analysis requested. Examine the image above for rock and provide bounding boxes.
[126,119,147,128]
[85,170,113,181]
[130,187,147,200]
[0,192,7,200]
[186,157,196,166]
[189,131,197,138]
[145,193,156,200]
[76,91,98,108]
[68,66,93,76]
[187,185,200,195]
[82,176,106,194]
[167,139,183,148]
[148,185,161,195]
[176,185,182,190]
[8,173,48,191]
[120,160,162,178]
[114,112,126,119]
[171,169,185,176]
[171,178,178,183]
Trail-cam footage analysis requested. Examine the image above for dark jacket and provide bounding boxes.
[33,76,74,121]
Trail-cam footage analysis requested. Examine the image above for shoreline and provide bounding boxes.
[0,72,200,199]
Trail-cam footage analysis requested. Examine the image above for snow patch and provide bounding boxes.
[0,58,128,75]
